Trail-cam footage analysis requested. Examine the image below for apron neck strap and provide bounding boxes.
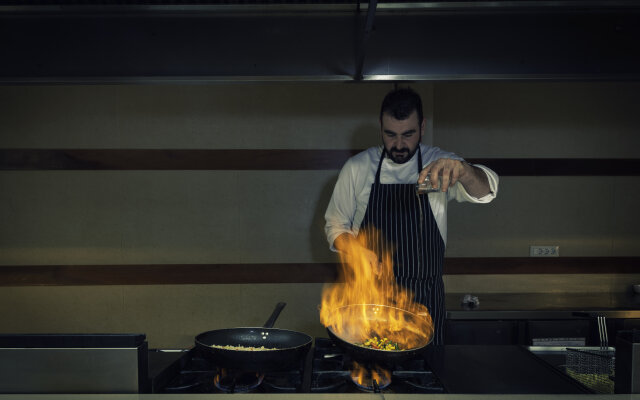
[375,148,386,183]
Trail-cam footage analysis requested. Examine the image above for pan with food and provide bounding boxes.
[195,302,312,372]
[326,303,433,366]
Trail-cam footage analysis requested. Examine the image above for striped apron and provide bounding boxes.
[358,148,446,345]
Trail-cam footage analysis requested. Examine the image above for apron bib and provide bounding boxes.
[359,147,446,345]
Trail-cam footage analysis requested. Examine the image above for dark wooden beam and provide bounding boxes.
[0,258,636,286]
[1,149,639,175]
[469,158,640,176]
[0,263,338,286]
[0,149,359,171]
[443,257,639,275]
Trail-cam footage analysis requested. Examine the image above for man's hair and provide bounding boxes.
[379,87,424,125]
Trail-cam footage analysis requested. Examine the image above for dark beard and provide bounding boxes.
[386,146,418,164]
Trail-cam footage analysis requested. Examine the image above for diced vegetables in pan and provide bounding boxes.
[361,337,401,351]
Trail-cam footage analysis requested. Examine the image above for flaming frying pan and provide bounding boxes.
[326,303,433,365]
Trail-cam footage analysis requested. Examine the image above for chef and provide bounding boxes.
[324,87,499,345]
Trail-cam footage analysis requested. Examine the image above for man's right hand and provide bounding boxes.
[356,246,383,276]
[333,233,382,276]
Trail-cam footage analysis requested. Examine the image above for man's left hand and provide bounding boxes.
[418,158,467,193]
[418,158,491,197]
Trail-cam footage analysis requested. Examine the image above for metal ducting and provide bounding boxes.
[0,1,639,83]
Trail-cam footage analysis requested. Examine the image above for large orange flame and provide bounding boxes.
[319,227,433,350]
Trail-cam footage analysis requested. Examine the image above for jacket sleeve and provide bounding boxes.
[324,158,358,251]
[448,163,499,203]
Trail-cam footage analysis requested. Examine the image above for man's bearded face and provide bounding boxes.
[381,110,424,164]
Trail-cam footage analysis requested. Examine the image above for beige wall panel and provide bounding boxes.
[446,176,640,257]
[0,284,328,348]
[0,170,339,264]
[611,176,640,255]
[433,82,640,158]
[0,86,119,148]
[0,83,416,150]
[0,83,436,150]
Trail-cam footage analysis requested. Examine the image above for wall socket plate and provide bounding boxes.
[530,245,560,257]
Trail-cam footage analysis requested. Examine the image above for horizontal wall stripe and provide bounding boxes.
[443,257,639,275]
[0,149,359,171]
[0,258,636,286]
[474,158,640,176]
[1,149,639,175]
[0,263,338,286]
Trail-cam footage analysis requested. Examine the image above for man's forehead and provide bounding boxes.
[381,110,421,129]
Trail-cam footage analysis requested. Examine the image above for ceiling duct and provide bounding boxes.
[0,1,639,83]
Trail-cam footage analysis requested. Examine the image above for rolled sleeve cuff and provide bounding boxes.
[325,227,354,252]
[453,164,499,203]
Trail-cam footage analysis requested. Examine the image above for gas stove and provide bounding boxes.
[310,338,444,394]
[150,337,445,394]
[150,349,307,394]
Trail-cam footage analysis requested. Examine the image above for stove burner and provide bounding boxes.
[312,371,350,392]
[395,370,444,392]
[262,370,303,392]
[349,362,392,392]
[213,369,264,393]
[164,371,215,393]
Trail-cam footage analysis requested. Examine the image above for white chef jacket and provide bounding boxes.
[324,144,499,251]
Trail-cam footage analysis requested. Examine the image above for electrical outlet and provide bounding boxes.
[530,245,559,257]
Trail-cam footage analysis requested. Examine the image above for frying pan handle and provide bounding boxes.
[263,302,287,328]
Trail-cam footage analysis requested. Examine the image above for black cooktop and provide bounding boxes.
[148,338,445,394]
[148,341,591,394]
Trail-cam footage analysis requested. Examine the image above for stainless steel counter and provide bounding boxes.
[425,345,591,394]
[446,292,640,320]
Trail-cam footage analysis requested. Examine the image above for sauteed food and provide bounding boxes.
[361,336,402,351]
[209,344,278,351]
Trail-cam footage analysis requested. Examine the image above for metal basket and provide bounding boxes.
[565,347,615,394]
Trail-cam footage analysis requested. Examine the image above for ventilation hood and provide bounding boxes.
[1,1,639,83]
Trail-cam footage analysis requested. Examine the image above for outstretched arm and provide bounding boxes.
[418,158,491,198]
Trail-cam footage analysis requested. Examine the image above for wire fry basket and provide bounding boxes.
[565,347,615,394]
